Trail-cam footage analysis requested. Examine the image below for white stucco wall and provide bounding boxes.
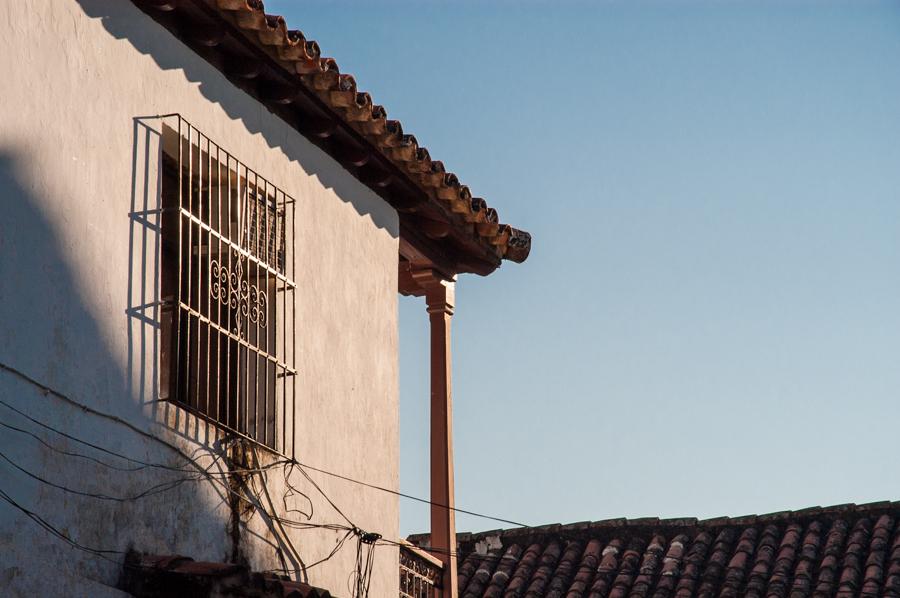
[0,1,400,596]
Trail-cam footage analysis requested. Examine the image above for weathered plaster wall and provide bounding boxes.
[0,1,400,596]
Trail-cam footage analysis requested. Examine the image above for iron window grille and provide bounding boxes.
[159,115,297,457]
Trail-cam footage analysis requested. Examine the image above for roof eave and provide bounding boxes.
[133,0,532,276]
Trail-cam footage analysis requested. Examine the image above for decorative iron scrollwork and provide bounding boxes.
[210,257,268,336]
[399,545,442,597]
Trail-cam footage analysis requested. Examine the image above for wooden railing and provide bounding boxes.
[399,542,443,598]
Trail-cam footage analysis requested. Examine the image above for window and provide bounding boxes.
[159,116,297,455]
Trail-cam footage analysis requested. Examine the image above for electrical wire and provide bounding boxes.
[0,401,347,535]
[0,362,169,448]
[353,532,378,598]
[281,461,314,522]
[264,527,356,576]
[0,431,359,580]
[2,411,455,590]
[0,418,158,473]
[376,536,502,563]
[290,459,530,529]
[0,399,356,578]
[1,360,530,530]
[0,397,290,478]
[0,359,533,585]
[0,448,201,502]
[0,383,500,598]
[0,485,124,563]
[292,460,357,529]
[0,452,706,592]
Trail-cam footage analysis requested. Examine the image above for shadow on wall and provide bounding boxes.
[0,147,308,594]
[127,115,206,456]
[0,147,219,593]
[75,0,399,238]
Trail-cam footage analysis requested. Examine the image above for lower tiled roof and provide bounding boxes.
[122,551,332,597]
[413,501,900,598]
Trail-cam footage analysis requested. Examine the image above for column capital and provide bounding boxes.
[410,269,455,316]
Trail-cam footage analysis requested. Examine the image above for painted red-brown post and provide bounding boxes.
[413,269,458,598]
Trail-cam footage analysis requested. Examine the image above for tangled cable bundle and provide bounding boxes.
[0,361,530,593]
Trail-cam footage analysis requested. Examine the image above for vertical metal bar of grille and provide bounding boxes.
[164,115,297,455]
[241,163,250,439]
[205,135,212,421]
[183,122,193,408]
[174,116,184,412]
[275,189,287,454]
[253,170,260,443]
[214,142,222,423]
[194,131,202,419]
[290,190,296,460]
[219,152,229,426]
[262,176,269,448]
[250,171,256,439]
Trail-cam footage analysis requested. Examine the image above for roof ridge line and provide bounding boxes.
[424,499,900,544]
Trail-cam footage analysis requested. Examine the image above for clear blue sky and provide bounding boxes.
[266,0,900,537]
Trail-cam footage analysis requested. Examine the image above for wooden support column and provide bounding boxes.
[412,269,458,598]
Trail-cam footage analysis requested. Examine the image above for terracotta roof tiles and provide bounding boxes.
[484,544,524,598]
[412,503,900,598]
[134,0,531,274]
[122,551,332,597]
